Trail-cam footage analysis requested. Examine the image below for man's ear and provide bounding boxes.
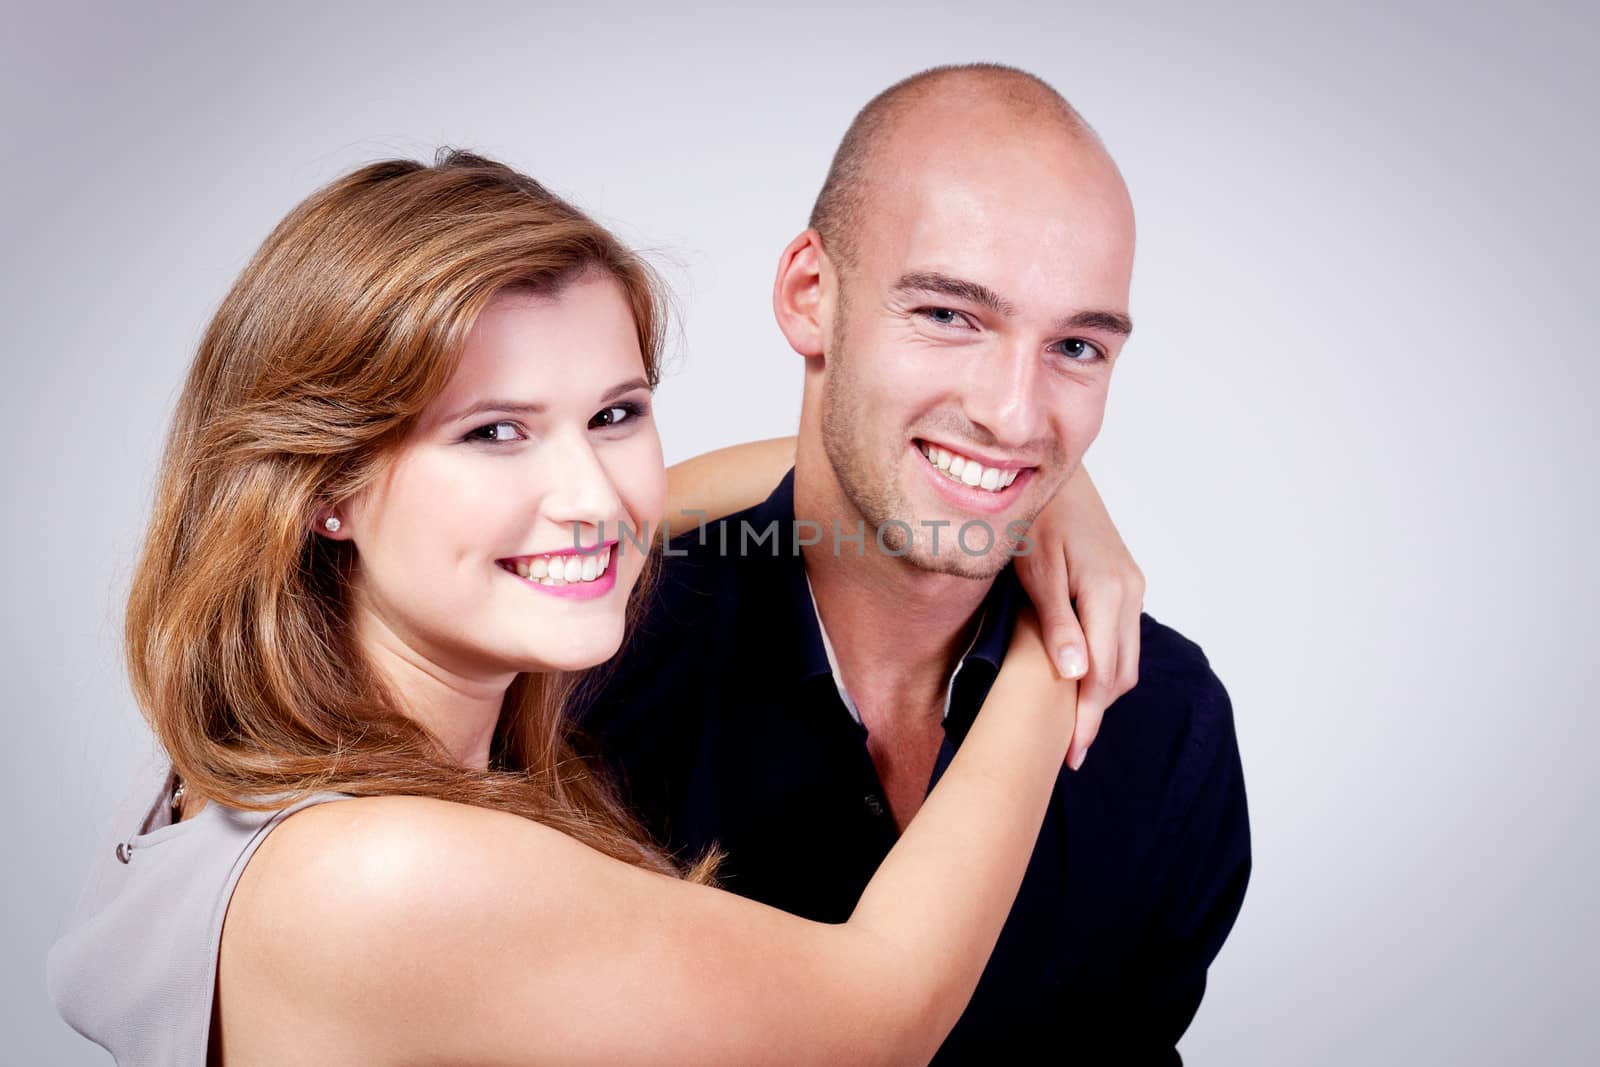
[772,229,830,360]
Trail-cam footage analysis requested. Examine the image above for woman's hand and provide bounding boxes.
[1013,465,1145,771]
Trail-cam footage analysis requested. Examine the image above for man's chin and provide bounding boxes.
[898,536,1014,581]
[871,491,1028,581]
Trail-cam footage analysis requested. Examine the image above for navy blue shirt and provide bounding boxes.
[575,470,1251,1064]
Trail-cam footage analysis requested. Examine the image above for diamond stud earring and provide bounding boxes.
[324,516,341,533]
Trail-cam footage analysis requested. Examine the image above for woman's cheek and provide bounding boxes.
[616,428,667,533]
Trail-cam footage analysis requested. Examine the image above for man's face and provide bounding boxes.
[819,125,1135,578]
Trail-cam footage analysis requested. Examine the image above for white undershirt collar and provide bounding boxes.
[803,571,984,725]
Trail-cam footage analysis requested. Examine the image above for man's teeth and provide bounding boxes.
[919,442,1020,492]
[502,546,612,585]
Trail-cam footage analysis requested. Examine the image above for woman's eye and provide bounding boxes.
[465,420,526,444]
[1054,338,1105,363]
[589,402,644,430]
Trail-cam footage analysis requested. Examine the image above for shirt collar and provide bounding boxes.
[750,466,1020,719]
[804,572,988,723]
[745,467,835,683]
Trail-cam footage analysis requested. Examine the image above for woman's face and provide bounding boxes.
[339,273,665,676]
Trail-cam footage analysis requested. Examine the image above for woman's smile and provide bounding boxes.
[496,541,618,599]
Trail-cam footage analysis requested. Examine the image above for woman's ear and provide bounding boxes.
[772,229,832,361]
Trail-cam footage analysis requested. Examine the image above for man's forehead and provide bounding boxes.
[862,162,1135,315]
[829,79,1136,314]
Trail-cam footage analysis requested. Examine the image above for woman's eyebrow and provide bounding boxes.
[447,378,651,424]
[602,376,652,401]
[448,398,545,423]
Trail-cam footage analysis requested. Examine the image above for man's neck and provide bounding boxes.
[795,449,990,730]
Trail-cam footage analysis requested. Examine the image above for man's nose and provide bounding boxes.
[539,430,625,543]
[959,339,1045,450]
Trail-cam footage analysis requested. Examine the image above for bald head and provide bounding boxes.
[774,64,1136,581]
[809,63,1105,272]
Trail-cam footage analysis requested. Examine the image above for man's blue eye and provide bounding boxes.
[923,308,966,327]
[1056,338,1105,362]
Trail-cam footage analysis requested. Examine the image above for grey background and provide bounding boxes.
[5,1,1596,1063]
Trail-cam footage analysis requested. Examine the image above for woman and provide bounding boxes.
[49,150,1140,1064]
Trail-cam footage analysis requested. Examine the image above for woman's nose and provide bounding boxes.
[538,431,625,540]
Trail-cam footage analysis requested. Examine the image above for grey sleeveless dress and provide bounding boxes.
[47,756,352,1065]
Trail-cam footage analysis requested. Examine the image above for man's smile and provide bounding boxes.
[910,438,1035,516]
[914,437,1027,493]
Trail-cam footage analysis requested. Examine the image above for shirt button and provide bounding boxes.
[863,794,886,817]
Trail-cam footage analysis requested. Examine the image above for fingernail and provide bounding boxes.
[1069,745,1088,771]
[1058,645,1088,679]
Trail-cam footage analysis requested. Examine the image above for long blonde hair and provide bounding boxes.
[125,150,713,881]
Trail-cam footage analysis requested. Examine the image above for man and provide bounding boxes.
[578,63,1250,1064]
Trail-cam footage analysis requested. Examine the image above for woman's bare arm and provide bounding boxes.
[220,609,1075,1066]
[1012,463,1146,768]
[665,435,797,529]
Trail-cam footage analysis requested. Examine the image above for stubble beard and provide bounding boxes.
[819,314,1017,582]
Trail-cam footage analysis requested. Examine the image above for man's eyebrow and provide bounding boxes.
[895,270,1132,338]
[448,377,651,423]
[893,271,1016,317]
[1057,309,1133,338]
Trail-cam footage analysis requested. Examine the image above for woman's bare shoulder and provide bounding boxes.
[216,795,610,1061]
[258,792,544,856]
[235,792,580,917]
[224,795,582,996]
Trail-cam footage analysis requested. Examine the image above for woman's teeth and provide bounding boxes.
[499,546,612,585]
[919,442,1020,493]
